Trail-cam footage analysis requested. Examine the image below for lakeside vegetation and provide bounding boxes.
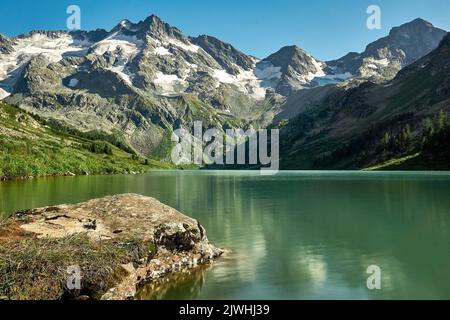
[1,100,449,177]
[309,110,450,171]
[0,219,152,300]
[372,111,450,170]
[0,102,173,180]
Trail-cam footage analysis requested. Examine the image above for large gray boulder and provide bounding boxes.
[7,194,223,300]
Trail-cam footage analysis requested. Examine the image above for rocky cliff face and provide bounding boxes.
[0,34,14,55]
[191,35,257,75]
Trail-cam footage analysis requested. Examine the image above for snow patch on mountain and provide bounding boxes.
[369,57,390,66]
[154,46,172,56]
[313,72,353,86]
[153,72,188,96]
[0,88,10,100]
[288,58,327,85]
[109,66,134,85]
[68,78,79,87]
[0,33,91,83]
[254,62,282,80]
[309,63,353,86]
[359,57,393,77]
[118,20,139,32]
[213,68,268,100]
[310,59,326,79]
[167,38,200,53]
[92,33,144,86]
[92,33,143,57]
[213,69,235,84]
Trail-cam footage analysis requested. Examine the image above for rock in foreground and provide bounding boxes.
[1,194,223,300]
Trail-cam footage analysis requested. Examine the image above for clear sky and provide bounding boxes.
[0,0,449,60]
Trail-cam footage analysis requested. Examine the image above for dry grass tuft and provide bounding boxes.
[0,234,151,300]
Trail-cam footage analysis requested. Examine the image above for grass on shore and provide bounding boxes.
[0,220,152,300]
[364,153,421,171]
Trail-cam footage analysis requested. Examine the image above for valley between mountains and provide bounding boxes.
[1,15,449,177]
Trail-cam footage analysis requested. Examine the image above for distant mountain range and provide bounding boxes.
[280,32,450,170]
[0,15,448,169]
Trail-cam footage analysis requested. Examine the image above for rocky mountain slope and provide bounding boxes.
[1,15,281,157]
[273,18,447,121]
[258,18,446,122]
[0,15,447,167]
[255,45,326,95]
[280,32,450,170]
[327,18,447,83]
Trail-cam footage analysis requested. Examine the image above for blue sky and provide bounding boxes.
[0,0,449,60]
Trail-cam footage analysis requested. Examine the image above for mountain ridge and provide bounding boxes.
[0,14,447,166]
[279,32,450,170]
[327,18,447,82]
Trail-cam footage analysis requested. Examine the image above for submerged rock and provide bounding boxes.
[8,194,223,300]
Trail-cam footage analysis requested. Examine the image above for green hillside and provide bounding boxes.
[0,102,173,180]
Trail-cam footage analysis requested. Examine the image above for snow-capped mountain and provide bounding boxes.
[0,16,274,102]
[279,31,450,170]
[327,18,447,82]
[269,18,448,120]
[249,18,446,96]
[254,45,349,95]
[0,15,446,156]
[0,15,286,155]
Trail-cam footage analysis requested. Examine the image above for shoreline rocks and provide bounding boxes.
[3,194,223,300]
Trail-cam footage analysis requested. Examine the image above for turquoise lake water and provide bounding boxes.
[1,171,450,299]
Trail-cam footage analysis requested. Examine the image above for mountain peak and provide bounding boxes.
[258,45,323,94]
[110,19,138,34]
[191,34,255,74]
[389,17,444,38]
[145,14,164,24]
[141,14,183,38]
[327,17,448,78]
[264,45,317,69]
[278,45,305,55]
[109,14,183,40]
[414,17,431,23]
[405,17,433,27]
[118,19,133,28]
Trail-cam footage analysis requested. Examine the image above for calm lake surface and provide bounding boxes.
[1,171,450,299]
